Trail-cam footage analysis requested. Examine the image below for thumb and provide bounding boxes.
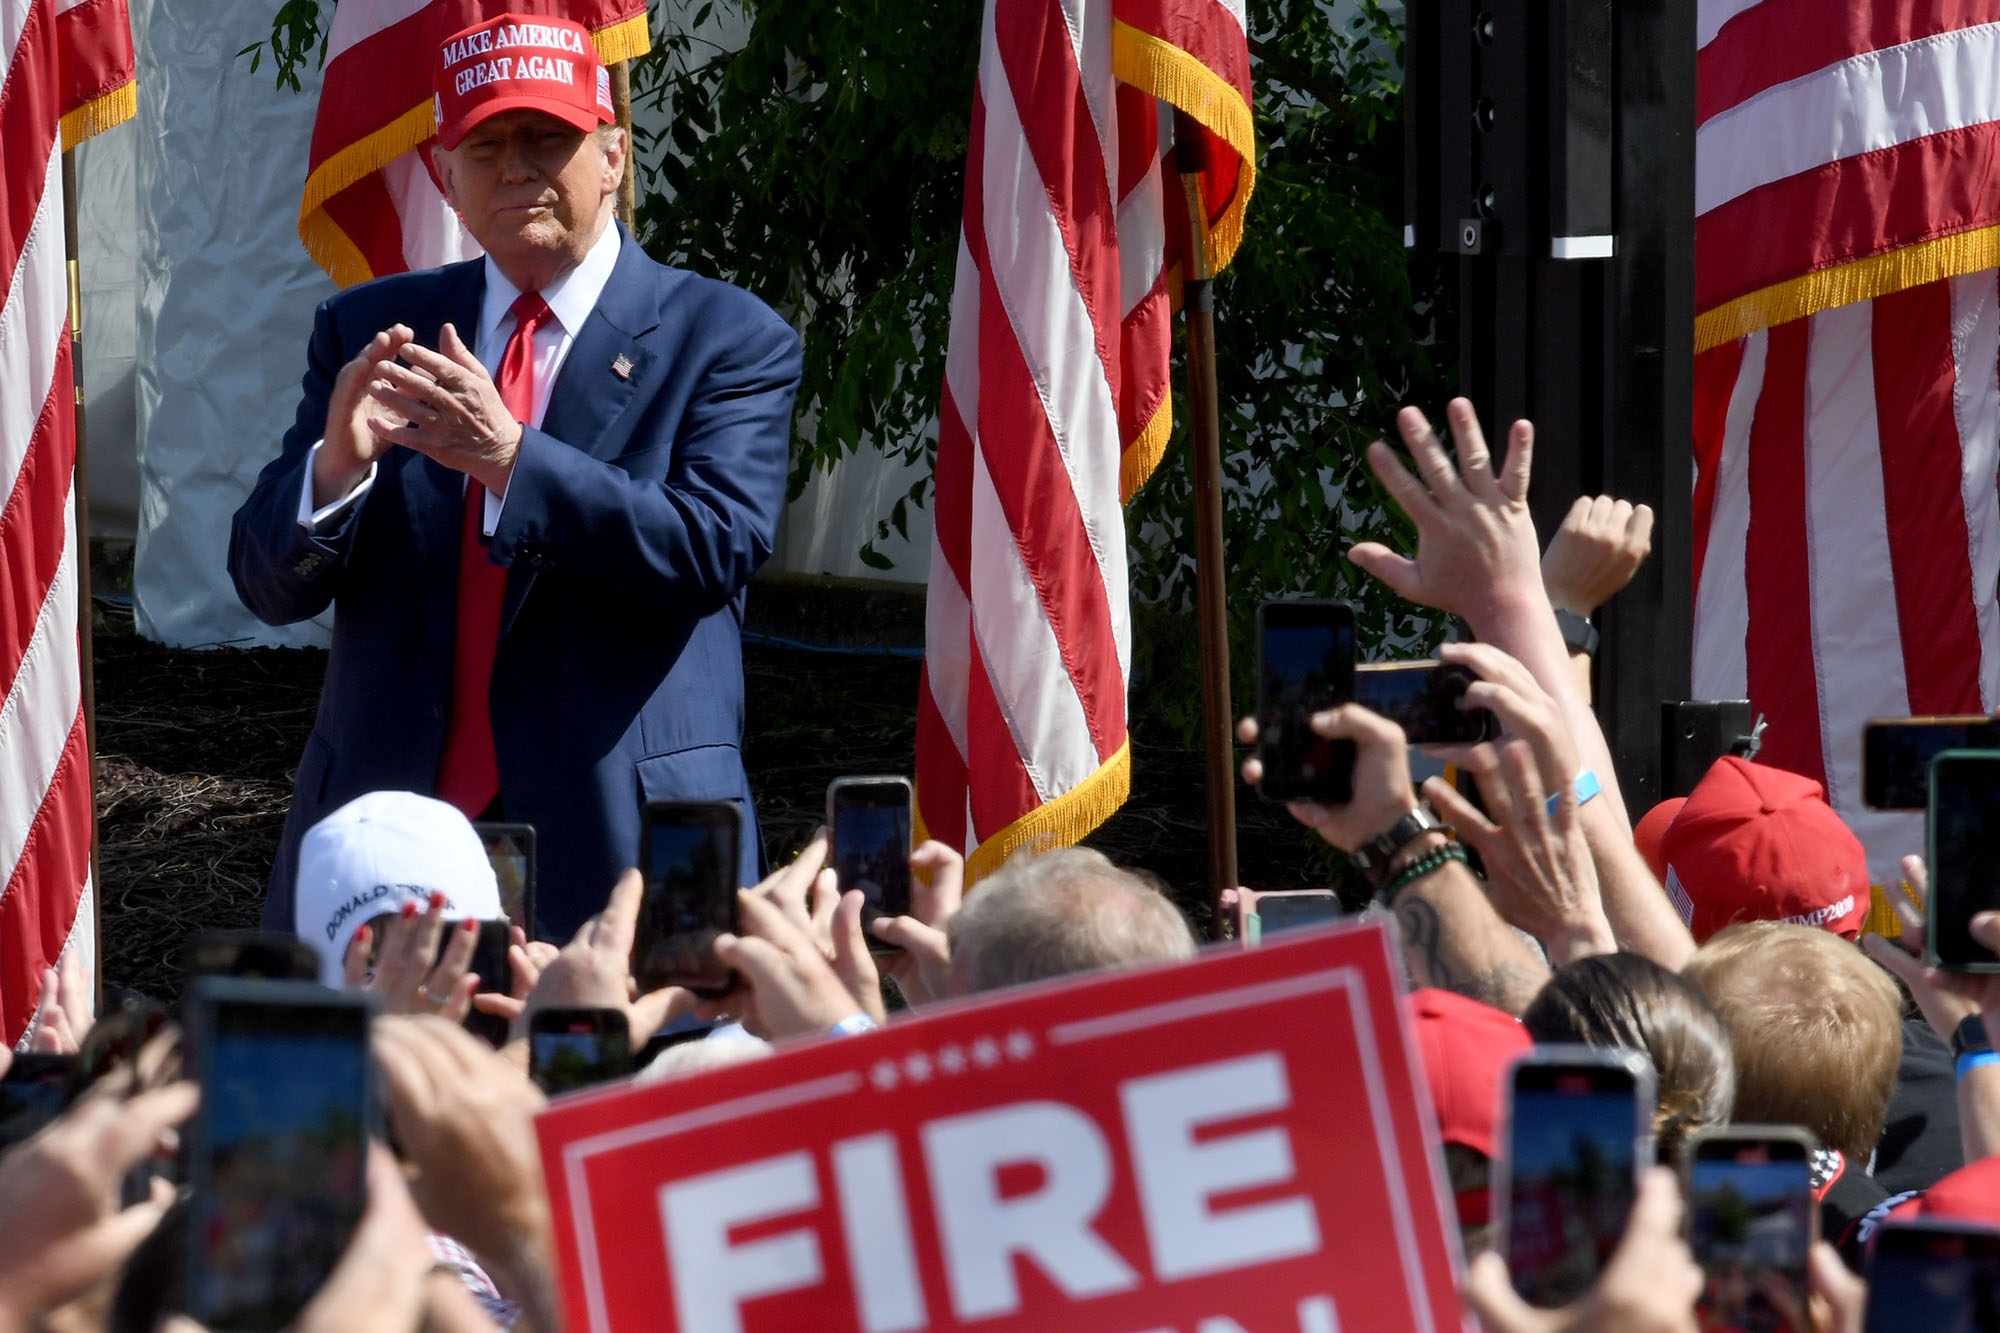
[1463,1250,1543,1332]
[439,322,482,371]
[1347,542,1422,602]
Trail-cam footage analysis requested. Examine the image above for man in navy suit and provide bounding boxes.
[230,13,798,942]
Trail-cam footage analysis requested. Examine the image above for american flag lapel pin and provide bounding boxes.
[611,352,634,380]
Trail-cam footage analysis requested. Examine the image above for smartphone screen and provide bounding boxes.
[1866,719,2000,810]
[475,822,537,939]
[183,932,321,983]
[1688,1131,1815,1333]
[635,802,742,996]
[1256,600,1357,803]
[1503,1052,1651,1307]
[1928,752,2000,970]
[1355,661,1496,745]
[1865,1222,2000,1333]
[0,1053,76,1153]
[829,777,914,946]
[460,919,515,1048]
[188,981,372,1330]
[1248,892,1341,943]
[530,1009,632,1095]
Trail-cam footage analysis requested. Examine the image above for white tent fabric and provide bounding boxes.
[129,0,337,647]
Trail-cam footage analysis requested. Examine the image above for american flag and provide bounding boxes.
[915,0,1253,876]
[54,0,134,146]
[298,0,649,286]
[1692,2,2000,891]
[2,0,104,1046]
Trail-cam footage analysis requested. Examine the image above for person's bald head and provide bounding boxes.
[946,847,1195,995]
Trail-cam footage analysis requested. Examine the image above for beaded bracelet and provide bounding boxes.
[1376,842,1470,907]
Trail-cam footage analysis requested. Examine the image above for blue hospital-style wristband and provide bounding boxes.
[1546,769,1602,817]
[1958,1050,2000,1082]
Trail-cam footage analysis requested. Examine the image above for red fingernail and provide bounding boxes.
[461,918,477,934]
[400,902,418,920]
[355,924,372,944]
[429,891,447,911]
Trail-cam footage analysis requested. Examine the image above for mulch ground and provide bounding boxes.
[91,600,1327,1005]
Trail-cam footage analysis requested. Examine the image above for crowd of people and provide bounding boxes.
[4,394,1993,1333]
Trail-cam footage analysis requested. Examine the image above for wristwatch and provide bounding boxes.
[1350,805,1445,889]
[1952,1012,1993,1062]
[1554,608,1600,658]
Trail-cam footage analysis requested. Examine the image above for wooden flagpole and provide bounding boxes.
[61,148,102,1009]
[1172,111,1238,937]
[611,59,637,223]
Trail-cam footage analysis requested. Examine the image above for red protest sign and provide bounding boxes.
[535,918,1465,1333]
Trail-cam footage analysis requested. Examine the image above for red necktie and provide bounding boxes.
[436,291,551,816]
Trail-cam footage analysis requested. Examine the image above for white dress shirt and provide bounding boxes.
[297,220,624,535]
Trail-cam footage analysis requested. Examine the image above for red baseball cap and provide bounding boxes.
[433,14,615,152]
[1657,756,1867,943]
[1407,987,1531,1160]
[1917,1153,2000,1227]
[1633,796,1685,882]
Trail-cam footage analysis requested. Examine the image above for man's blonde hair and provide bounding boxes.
[1681,921,1902,1160]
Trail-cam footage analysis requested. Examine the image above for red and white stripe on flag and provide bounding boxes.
[2,0,95,1047]
[1693,2,2000,897]
[54,0,133,146]
[299,0,649,287]
[916,0,1253,878]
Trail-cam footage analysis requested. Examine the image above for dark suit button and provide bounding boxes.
[528,553,545,568]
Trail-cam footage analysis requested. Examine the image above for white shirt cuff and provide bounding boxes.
[482,479,506,538]
[298,441,377,528]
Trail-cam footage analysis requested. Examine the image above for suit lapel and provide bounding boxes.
[502,225,661,635]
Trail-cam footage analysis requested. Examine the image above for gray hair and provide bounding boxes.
[946,847,1195,994]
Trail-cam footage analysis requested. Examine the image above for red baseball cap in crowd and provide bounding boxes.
[433,14,615,151]
[1915,1153,2000,1228]
[1656,755,1867,943]
[1633,796,1686,881]
[1407,988,1531,1159]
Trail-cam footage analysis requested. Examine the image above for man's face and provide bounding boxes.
[434,109,623,278]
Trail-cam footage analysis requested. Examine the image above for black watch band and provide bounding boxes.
[1350,805,1443,887]
[1953,1012,1994,1061]
[1554,608,1600,657]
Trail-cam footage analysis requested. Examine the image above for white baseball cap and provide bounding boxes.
[295,791,502,987]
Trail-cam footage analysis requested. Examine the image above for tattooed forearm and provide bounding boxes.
[1393,888,1547,1016]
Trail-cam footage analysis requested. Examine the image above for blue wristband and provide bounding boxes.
[1546,769,1602,817]
[1957,1050,2000,1082]
[828,1012,880,1038]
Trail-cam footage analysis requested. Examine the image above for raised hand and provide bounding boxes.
[869,840,964,1006]
[1542,493,1655,617]
[1420,642,1615,964]
[364,323,523,495]
[1347,399,1545,631]
[314,324,417,507]
[511,868,696,1051]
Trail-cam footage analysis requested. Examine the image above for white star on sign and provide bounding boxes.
[1005,1030,1036,1061]
[971,1038,1001,1068]
[904,1052,934,1083]
[870,1060,900,1091]
[938,1044,967,1074]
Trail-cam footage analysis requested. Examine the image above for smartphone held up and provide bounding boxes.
[1927,750,2000,971]
[827,776,914,952]
[1255,599,1357,803]
[1684,1126,1817,1333]
[634,800,743,997]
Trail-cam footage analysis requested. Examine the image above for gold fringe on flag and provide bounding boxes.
[1120,395,1172,501]
[1696,223,2000,352]
[297,14,654,288]
[1109,18,1256,273]
[965,740,1133,883]
[59,80,136,149]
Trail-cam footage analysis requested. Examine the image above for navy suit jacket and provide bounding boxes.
[229,225,799,942]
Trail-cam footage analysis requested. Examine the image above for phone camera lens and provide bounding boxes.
[1473,12,1496,44]
[1472,99,1496,132]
